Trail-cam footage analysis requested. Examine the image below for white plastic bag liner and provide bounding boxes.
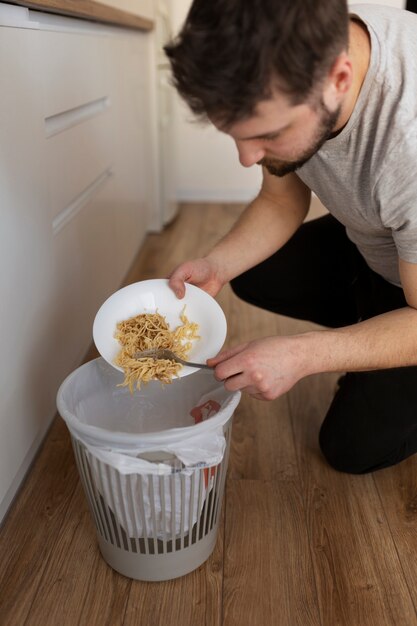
[57,358,240,449]
[83,442,218,538]
[57,358,241,538]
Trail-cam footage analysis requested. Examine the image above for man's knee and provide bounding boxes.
[319,421,372,474]
[319,405,417,475]
[319,369,417,474]
[318,372,390,474]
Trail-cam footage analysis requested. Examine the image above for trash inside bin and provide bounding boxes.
[57,357,240,581]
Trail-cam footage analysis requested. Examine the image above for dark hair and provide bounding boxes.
[164,0,349,126]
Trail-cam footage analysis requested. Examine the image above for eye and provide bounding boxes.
[263,133,281,142]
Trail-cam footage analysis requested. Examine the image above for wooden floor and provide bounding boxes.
[2,203,417,626]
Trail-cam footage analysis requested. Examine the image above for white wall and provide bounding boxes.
[172,104,262,203]
[170,0,405,203]
[350,0,404,5]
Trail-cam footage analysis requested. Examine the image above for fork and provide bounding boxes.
[134,348,213,369]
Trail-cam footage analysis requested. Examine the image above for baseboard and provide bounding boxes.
[0,412,56,527]
[176,189,259,203]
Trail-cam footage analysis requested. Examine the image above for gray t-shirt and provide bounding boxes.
[297,4,417,287]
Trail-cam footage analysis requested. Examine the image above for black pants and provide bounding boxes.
[230,214,417,474]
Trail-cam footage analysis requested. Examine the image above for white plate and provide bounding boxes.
[93,279,227,378]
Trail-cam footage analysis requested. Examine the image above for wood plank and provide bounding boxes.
[0,419,80,625]
[373,458,417,613]
[20,482,131,626]
[7,0,154,31]
[123,508,225,626]
[227,393,298,482]
[223,480,321,626]
[286,368,417,626]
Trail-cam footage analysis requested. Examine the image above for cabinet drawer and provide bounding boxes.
[46,110,113,224]
[39,29,112,118]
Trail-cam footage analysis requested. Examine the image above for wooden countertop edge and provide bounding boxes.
[7,0,154,31]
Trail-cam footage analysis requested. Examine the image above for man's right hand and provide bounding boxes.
[168,257,224,299]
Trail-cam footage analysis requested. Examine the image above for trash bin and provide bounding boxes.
[57,357,241,581]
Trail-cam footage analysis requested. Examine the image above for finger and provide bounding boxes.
[168,272,185,299]
[223,376,271,400]
[207,343,249,367]
[222,372,247,392]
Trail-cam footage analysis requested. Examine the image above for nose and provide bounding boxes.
[236,140,265,168]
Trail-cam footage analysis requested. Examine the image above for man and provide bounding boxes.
[164,1,417,474]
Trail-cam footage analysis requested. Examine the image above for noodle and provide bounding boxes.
[114,308,200,392]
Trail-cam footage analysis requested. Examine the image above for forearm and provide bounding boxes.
[301,307,417,376]
[206,172,310,283]
[210,306,417,401]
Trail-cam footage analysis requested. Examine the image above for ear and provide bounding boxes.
[322,52,353,107]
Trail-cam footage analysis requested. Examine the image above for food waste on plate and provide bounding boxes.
[114,309,200,391]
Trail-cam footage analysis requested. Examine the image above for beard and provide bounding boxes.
[258,101,341,177]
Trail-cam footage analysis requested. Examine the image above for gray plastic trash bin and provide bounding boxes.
[57,358,240,581]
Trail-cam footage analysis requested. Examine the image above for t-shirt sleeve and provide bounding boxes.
[376,135,417,264]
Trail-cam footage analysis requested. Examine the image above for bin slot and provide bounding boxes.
[201,474,210,540]
[208,466,220,532]
[115,471,132,552]
[179,474,186,550]
[170,476,176,548]
[159,475,168,554]
[148,478,159,554]
[103,464,124,550]
[186,473,196,548]
[73,442,105,539]
[195,470,204,543]
[136,477,149,554]
[126,479,140,554]
[94,461,117,546]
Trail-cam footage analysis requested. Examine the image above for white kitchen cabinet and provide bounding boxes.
[0,5,156,522]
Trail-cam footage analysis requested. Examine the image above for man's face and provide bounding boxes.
[218,88,342,177]
[258,99,341,176]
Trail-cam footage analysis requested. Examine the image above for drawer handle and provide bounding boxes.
[52,168,113,235]
[45,97,110,137]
